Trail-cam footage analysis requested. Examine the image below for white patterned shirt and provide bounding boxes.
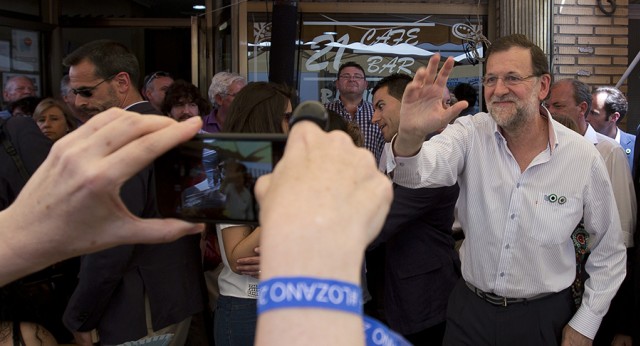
[383,111,626,339]
[584,124,637,247]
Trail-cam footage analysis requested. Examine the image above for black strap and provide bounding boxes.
[0,119,31,182]
[12,320,25,346]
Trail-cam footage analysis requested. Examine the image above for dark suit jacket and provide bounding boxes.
[369,183,460,335]
[0,117,51,209]
[126,101,160,115]
[63,101,204,344]
[620,129,635,174]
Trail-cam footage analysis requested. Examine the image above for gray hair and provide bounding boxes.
[60,75,71,96]
[208,72,246,106]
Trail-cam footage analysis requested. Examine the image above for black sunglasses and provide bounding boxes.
[143,71,172,90]
[71,73,118,98]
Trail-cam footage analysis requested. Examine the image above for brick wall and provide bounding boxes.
[553,0,629,90]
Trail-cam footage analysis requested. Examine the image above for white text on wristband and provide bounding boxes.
[258,277,363,315]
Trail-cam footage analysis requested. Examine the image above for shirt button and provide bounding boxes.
[399,163,404,167]
[510,214,515,219]
[500,272,505,277]
[505,244,510,249]
[516,183,521,188]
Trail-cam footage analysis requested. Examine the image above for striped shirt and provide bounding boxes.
[584,124,637,247]
[384,111,626,339]
[325,99,384,164]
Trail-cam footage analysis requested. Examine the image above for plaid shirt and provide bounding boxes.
[325,99,384,164]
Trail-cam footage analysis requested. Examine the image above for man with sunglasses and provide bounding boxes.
[142,71,174,113]
[64,40,157,117]
[61,40,204,346]
[385,34,625,345]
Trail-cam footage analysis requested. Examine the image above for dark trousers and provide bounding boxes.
[443,279,574,346]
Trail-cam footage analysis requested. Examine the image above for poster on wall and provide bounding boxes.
[11,29,39,72]
[0,41,10,71]
[2,72,40,97]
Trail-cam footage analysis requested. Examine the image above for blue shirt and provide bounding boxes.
[0,110,11,120]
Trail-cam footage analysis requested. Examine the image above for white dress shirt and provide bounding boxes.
[584,124,637,247]
[384,111,626,339]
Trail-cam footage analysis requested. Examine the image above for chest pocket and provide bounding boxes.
[526,193,583,246]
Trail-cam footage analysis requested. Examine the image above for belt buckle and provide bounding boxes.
[502,297,507,307]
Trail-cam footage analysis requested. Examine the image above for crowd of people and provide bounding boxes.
[0,33,639,346]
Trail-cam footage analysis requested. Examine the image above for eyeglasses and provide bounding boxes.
[221,92,238,98]
[71,74,118,98]
[481,74,538,87]
[143,71,172,90]
[338,74,365,81]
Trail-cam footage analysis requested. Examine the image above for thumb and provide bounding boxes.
[119,219,205,246]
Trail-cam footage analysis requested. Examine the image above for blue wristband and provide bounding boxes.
[258,276,363,315]
[364,316,413,346]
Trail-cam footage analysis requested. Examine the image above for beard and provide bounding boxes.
[81,86,121,118]
[488,92,539,132]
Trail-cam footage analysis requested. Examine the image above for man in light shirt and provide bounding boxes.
[546,78,636,248]
[385,34,626,345]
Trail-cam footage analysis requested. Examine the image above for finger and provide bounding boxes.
[82,218,204,254]
[99,116,202,185]
[237,265,260,273]
[237,256,260,265]
[81,111,182,159]
[283,121,325,156]
[435,56,456,88]
[423,53,442,85]
[57,107,126,142]
[255,174,272,206]
[445,100,470,121]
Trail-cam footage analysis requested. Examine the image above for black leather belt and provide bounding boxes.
[465,281,554,307]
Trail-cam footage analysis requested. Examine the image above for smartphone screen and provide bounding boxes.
[155,133,286,224]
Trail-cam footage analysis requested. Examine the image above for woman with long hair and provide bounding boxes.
[214,82,293,346]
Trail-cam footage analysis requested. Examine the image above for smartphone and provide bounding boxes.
[155,133,287,224]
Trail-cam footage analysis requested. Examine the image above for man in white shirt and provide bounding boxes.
[546,78,636,248]
[385,34,626,345]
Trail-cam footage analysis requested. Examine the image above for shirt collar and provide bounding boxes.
[542,106,558,153]
[337,97,364,110]
[206,109,221,125]
[583,124,599,145]
[614,126,621,143]
[125,100,147,110]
